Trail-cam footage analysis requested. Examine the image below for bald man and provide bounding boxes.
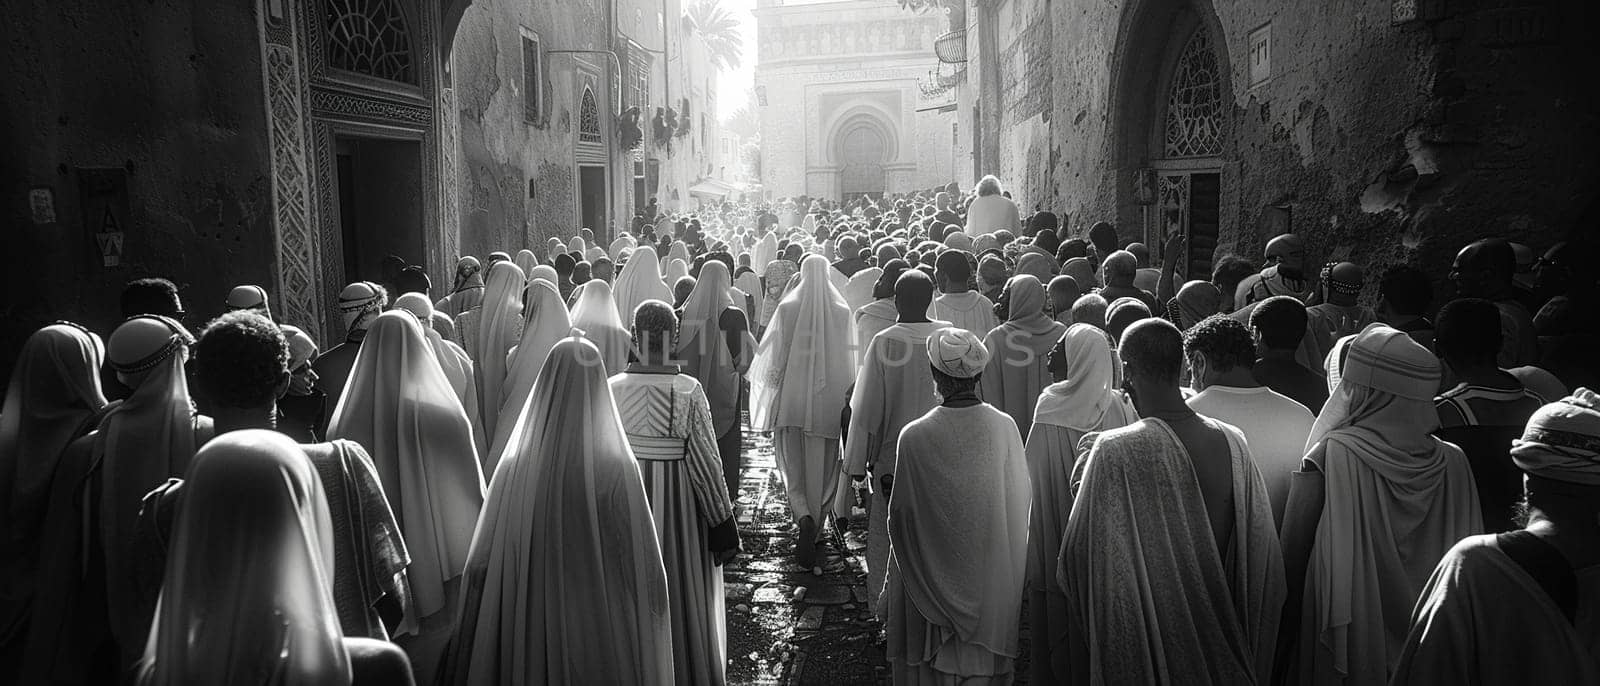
[845,270,949,615]
[1098,250,1160,312]
[1235,234,1312,309]
[1453,238,1539,368]
[1127,242,1162,294]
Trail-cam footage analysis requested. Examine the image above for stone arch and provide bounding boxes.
[821,102,901,167]
[1105,0,1235,276]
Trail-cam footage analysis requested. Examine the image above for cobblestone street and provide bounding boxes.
[724,425,888,686]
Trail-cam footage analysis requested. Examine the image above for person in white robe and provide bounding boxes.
[750,254,857,565]
[676,262,755,501]
[136,431,414,686]
[1022,324,1136,684]
[394,293,487,459]
[979,275,1066,441]
[1391,389,1600,685]
[1059,318,1285,685]
[469,261,525,443]
[845,270,948,613]
[490,281,570,467]
[614,245,674,325]
[884,328,1030,684]
[612,302,741,686]
[328,310,485,679]
[569,279,634,375]
[1278,324,1482,686]
[442,338,671,686]
[512,249,538,275]
[931,251,998,338]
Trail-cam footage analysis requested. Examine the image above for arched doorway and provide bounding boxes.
[839,124,888,201]
[1109,2,1231,280]
[1153,26,1225,279]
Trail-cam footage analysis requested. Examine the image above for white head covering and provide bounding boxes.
[513,249,538,275]
[0,324,107,584]
[678,260,735,354]
[609,235,637,261]
[328,311,484,634]
[224,285,273,321]
[449,338,670,684]
[473,261,526,443]
[527,264,559,290]
[585,246,605,263]
[491,281,571,464]
[752,232,778,276]
[664,258,690,286]
[392,294,485,456]
[102,315,202,651]
[279,324,319,371]
[568,279,633,376]
[1033,324,1125,431]
[612,245,673,325]
[336,281,386,336]
[1305,323,1444,457]
[1511,387,1600,485]
[748,255,857,436]
[137,430,349,686]
[927,326,991,379]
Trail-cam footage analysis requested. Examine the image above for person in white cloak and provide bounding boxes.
[568,279,634,376]
[469,261,524,443]
[750,254,857,565]
[883,327,1030,684]
[1022,324,1137,684]
[845,269,949,614]
[393,293,488,459]
[490,280,570,467]
[441,338,672,686]
[978,275,1067,441]
[328,310,485,679]
[1059,318,1285,685]
[614,245,675,325]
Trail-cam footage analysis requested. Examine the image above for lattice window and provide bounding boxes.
[1163,29,1223,158]
[325,0,414,83]
[628,49,651,110]
[579,87,602,143]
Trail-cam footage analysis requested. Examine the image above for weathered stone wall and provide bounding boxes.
[1037,0,1598,292]
[0,0,273,372]
[993,0,1054,214]
[453,0,610,256]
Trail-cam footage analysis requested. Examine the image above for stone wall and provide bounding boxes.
[1032,0,1598,292]
[0,0,274,372]
[453,0,610,256]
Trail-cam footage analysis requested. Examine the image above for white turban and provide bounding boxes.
[926,326,990,379]
[1511,387,1600,485]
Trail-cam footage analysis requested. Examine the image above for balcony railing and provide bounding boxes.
[934,29,967,63]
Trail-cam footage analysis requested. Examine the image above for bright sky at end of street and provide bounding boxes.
[716,0,758,121]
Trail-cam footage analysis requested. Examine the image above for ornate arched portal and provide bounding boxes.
[1109,1,1232,279]
[837,118,890,200]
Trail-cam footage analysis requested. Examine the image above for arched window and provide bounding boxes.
[325,0,414,84]
[1163,29,1223,159]
[579,87,602,143]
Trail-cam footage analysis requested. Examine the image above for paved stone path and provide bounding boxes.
[724,427,889,686]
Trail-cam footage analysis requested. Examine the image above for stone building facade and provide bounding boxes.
[754,0,958,201]
[964,0,1598,286]
[2,0,472,350]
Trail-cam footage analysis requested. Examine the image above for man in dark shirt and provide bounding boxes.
[1248,295,1328,414]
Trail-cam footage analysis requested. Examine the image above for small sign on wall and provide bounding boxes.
[29,187,56,224]
[1248,23,1271,87]
[77,167,130,268]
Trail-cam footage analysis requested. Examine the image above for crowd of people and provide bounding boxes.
[0,172,1595,685]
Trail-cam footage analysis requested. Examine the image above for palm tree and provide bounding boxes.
[684,0,743,71]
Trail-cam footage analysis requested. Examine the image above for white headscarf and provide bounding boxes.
[393,294,486,457]
[1033,324,1127,432]
[612,245,673,325]
[492,281,572,465]
[568,279,633,376]
[1511,388,1600,484]
[137,430,349,686]
[927,326,990,378]
[0,324,107,613]
[1304,323,1442,457]
[748,255,857,436]
[473,261,525,443]
[328,311,484,634]
[448,338,671,685]
[513,249,538,276]
[528,265,558,291]
[677,260,736,353]
[752,232,778,276]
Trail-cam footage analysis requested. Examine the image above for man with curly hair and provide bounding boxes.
[1184,314,1315,524]
[191,311,411,642]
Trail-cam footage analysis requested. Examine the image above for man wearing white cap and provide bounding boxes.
[313,281,387,429]
[224,284,275,322]
[882,327,1030,684]
[1392,389,1600,684]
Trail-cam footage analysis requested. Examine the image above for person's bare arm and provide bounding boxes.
[1157,233,1186,305]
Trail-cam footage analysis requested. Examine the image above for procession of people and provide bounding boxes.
[1,173,1596,685]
